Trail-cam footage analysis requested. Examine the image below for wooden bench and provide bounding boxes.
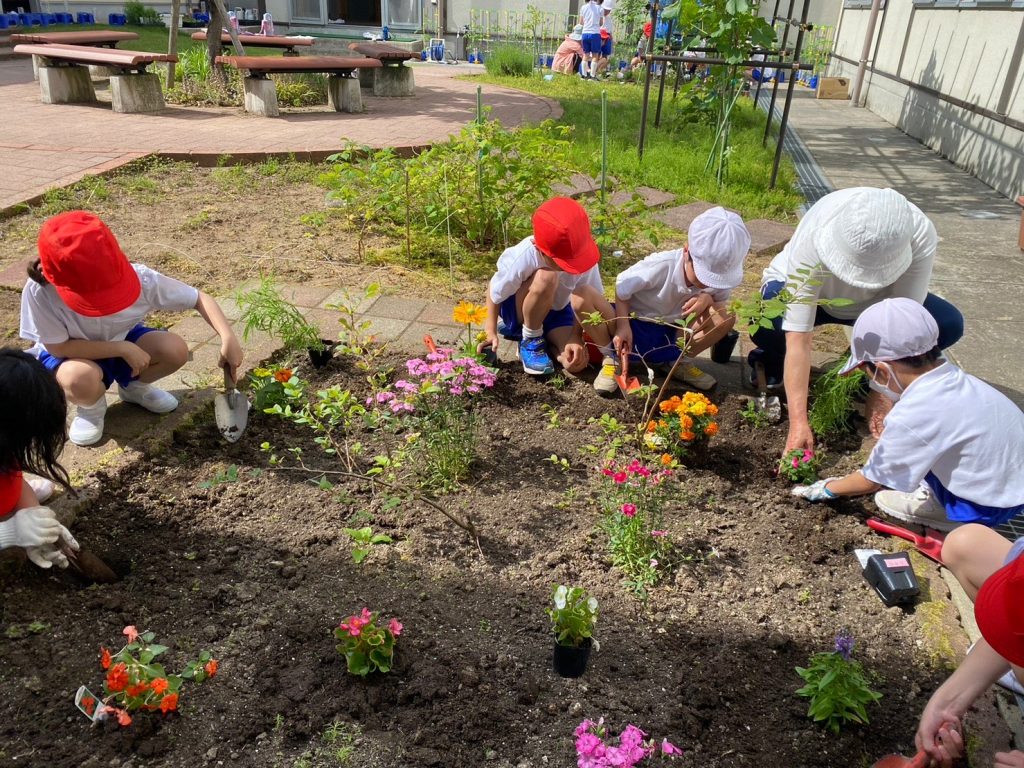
[348,42,417,96]
[216,55,381,116]
[13,43,176,112]
[12,30,141,80]
[192,31,314,57]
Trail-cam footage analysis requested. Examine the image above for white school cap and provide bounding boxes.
[839,297,939,375]
[814,187,914,290]
[687,207,750,290]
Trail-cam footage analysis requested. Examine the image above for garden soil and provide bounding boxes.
[0,355,1010,767]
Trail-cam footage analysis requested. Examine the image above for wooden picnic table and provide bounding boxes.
[11,30,140,48]
[347,41,417,96]
[191,31,314,56]
[347,42,418,64]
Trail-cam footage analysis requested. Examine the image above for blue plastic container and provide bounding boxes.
[809,75,818,89]
[420,49,427,61]
[545,54,553,67]
[430,41,444,61]
[467,53,476,63]
[0,16,8,29]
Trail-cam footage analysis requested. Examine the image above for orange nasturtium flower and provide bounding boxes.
[100,647,112,670]
[273,368,292,383]
[452,301,487,326]
[660,453,674,466]
[106,663,129,693]
[150,678,169,695]
[126,682,149,698]
[204,659,219,678]
[704,423,719,436]
[159,693,179,714]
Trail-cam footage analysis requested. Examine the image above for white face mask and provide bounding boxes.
[869,362,905,402]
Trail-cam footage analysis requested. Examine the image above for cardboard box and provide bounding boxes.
[816,77,850,100]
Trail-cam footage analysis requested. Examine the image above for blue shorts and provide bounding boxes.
[924,472,1024,528]
[581,33,602,54]
[627,317,682,365]
[497,296,575,340]
[600,37,612,57]
[38,324,160,389]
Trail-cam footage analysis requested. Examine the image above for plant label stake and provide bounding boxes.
[214,362,249,443]
[74,685,109,723]
[855,548,920,607]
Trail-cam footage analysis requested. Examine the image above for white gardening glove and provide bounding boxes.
[791,478,839,502]
[0,506,65,549]
[25,542,72,569]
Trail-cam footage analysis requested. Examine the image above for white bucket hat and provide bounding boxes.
[570,24,583,40]
[814,188,914,290]
[687,207,751,291]
[839,297,939,375]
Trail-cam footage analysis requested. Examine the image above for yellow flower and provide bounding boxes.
[453,301,487,326]
[688,400,707,417]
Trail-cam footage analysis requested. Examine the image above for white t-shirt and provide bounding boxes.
[762,187,937,333]
[861,363,1024,508]
[600,0,614,37]
[20,264,200,356]
[580,1,603,34]
[489,237,602,312]
[615,249,731,322]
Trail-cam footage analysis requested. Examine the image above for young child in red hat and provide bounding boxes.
[480,197,614,388]
[912,524,1024,766]
[20,211,244,447]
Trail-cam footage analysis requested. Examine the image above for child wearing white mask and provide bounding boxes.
[792,298,1024,532]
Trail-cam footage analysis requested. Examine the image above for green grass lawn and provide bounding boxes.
[476,72,803,222]
[36,23,282,57]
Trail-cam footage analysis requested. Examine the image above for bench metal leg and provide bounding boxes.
[38,64,97,105]
[328,75,362,113]
[372,64,415,97]
[109,72,164,113]
[243,75,279,117]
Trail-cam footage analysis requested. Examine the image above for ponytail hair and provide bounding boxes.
[26,259,48,286]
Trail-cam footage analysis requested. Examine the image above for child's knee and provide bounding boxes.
[163,333,190,368]
[939,524,986,570]
[58,361,104,399]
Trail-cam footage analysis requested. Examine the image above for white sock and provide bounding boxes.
[590,60,598,77]
[522,325,543,339]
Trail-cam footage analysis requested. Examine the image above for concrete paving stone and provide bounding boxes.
[552,172,599,199]
[364,294,428,321]
[279,282,337,309]
[745,218,795,257]
[415,301,467,326]
[167,314,218,347]
[396,320,465,352]
[100,401,163,441]
[360,315,411,344]
[609,186,676,209]
[320,287,384,314]
[0,259,28,289]
[653,201,716,232]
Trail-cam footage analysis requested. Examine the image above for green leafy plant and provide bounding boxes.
[274,73,327,107]
[236,277,325,355]
[545,454,571,472]
[334,609,402,676]
[198,465,239,488]
[729,267,854,336]
[739,400,772,428]
[484,45,535,77]
[778,448,820,484]
[597,459,677,598]
[343,526,393,564]
[325,283,383,363]
[249,366,295,411]
[124,0,162,25]
[548,585,598,648]
[809,360,866,437]
[796,632,882,734]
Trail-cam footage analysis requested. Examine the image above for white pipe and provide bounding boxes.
[850,0,882,107]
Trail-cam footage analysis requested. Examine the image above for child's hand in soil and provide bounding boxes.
[915,711,963,768]
[790,478,837,502]
[995,751,1024,768]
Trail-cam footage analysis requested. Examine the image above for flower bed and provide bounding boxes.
[0,353,971,766]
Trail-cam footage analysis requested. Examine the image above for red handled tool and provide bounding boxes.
[866,517,946,565]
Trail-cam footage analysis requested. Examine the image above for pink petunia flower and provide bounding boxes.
[621,503,637,518]
[388,618,403,637]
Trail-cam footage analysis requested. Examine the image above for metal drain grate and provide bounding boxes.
[996,516,1024,542]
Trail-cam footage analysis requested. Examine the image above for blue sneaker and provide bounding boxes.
[519,336,554,375]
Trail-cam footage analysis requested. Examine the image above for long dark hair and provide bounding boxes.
[26,259,48,286]
[0,348,72,493]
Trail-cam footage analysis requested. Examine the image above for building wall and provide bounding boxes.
[445,0,568,34]
[829,3,1024,201]
[758,0,842,27]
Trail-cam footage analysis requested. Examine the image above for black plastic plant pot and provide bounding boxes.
[710,331,740,364]
[552,637,592,678]
[308,340,335,369]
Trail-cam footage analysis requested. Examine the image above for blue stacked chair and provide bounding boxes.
[59,12,74,22]
[18,12,30,25]
[28,12,43,25]
[40,13,56,25]
[77,11,95,23]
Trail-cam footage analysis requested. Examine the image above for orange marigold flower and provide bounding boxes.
[150,678,169,695]
[204,659,219,677]
[106,663,129,693]
[658,401,674,414]
[159,693,179,714]
[126,682,149,698]
[646,420,658,433]
[707,404,719,416]
[704,422,719,436]
[660,453,673,466]
[115,708,133,727]
[680,431,696,442]
[273,368,292,383]
[100,647,112,670]
[680,415,694,429]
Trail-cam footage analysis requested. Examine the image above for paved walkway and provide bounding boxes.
[0,60,560,211]
[783,90,1024,406]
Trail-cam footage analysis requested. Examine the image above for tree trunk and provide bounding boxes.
[166,0,181,89]
[206,3,225,84]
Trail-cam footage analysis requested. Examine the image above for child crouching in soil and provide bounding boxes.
[20,211,244,447]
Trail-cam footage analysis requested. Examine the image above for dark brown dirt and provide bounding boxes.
[0,353,1010,767]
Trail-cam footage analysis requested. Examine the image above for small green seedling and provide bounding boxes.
[740,400,773,428]
[342,526,393,564]
[545,454,571,473]
[540,403,561,429]
[198,465,239,488]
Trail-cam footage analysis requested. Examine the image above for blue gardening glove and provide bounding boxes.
[791,478,839,502]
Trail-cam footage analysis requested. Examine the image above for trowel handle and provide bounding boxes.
[906,753,929,768]
[866,517,923,546]
[423,334,438,355]
[222,361,236,389]
[754,362,768,393]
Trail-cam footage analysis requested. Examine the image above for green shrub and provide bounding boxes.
[808,359,866,437]
[484,45,535,77]
[124,0,162,25]
[177,46,211,83]
[274,73,328,107]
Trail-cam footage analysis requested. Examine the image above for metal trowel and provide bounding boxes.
[214,362,249,443]
[754,362,782,422]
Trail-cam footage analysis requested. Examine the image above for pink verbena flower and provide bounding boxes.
[388,618,403,637]
[651,530,668,537]
[621,503,637,518]
[661,739,682,756]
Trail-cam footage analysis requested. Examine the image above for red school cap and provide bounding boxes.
[643,21,653,37]
[600,27,610,39]
[37,211,141,317]
[975,553,1024,667]
[532,198,600,275]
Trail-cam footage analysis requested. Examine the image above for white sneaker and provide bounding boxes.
[873,486,959,533]
[26,476,54,503]
[998,669,1024,696]
[69,396,108,446]
[118,382,178,414]
[593,356,619,395]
